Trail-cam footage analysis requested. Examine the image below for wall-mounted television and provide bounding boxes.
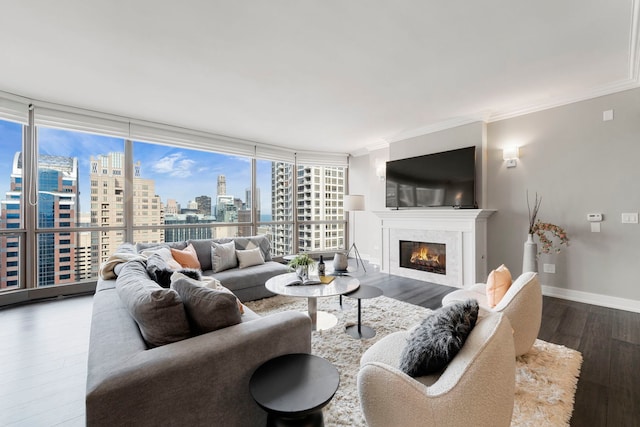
[385,146,477,209]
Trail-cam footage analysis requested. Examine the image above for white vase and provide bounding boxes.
[333,253,349,271]
[522,234,538,273]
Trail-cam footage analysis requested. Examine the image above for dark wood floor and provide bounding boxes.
[1,265,639,426]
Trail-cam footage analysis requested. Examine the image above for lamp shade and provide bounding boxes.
[502,147,519,160]
[343,194,365,211]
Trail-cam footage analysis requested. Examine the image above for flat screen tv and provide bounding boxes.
[385,146,477,208]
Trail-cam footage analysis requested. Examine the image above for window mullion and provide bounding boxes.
[124,140,134,243]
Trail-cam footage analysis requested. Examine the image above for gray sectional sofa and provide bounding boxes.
[139,235,291,301]
[86,236,311,426]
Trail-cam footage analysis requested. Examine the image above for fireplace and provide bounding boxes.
[399,240,446,275]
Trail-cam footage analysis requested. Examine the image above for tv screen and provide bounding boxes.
[385,146,476,208]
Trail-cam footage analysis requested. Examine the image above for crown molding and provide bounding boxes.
[366,141,390,152]
[385,114,488,144]
[488,78,640,123]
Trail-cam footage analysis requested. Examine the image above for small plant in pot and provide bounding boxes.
[287,253,316,279]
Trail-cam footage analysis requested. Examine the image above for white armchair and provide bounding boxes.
[357,312,515,427]
[442,271,542,356]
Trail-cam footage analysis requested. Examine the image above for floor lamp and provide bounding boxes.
[343,194,366,272]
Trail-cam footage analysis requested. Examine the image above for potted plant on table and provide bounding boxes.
[287,253,316,280]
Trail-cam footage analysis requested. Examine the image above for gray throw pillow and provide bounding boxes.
[170,272,242,334]
[188,239,227,271]
[233,235,272,261]
[236,247,265,269]
[211,241,238,272]
[399,299,479,377]
[116,260,191,348]
[135,241,187,253]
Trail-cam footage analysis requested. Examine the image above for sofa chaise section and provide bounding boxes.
[86,274,311,426]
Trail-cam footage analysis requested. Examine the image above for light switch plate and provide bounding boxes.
[543,263,556,274]
[622,213,639,224]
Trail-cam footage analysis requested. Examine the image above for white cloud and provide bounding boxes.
[152,153,195,178]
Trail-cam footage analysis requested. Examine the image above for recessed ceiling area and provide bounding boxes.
[1,1,638,154]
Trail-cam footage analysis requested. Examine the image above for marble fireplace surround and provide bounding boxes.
[374,209,496,288]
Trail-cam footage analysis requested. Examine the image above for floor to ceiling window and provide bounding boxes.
[0,94,348,299]
[131,141,253,243]
[37,126,125,286]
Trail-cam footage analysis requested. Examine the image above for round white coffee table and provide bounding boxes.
[265,273,360,331]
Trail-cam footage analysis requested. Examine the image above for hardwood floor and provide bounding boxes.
[1,266,639,426]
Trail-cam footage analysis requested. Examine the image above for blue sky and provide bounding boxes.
[1,123,274,215]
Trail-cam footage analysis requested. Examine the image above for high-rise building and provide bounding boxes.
[238,187,260,237]
[270,162,294,256]
[271,164,345,255]
[195,195,211,216]
[0,153,22,289]
[217,175,226,197]
[1,152,79,288]
[90,153,163,266]
[297,166,345,252]
[165,198,179,215]
[164,214,213,242]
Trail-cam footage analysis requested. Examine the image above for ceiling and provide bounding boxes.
[1,1,638,155]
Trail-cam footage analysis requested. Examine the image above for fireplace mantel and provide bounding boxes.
[374,209,496,287]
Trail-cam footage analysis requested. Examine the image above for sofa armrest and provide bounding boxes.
[87,311,311,427]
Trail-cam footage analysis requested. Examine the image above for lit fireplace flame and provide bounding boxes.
[410,246,441,264]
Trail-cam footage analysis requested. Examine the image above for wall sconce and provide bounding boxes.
[503,147,519,168]
[375,160,386,181]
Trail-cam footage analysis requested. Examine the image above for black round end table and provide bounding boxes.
[344,284,383,339]
[250,353,340,427]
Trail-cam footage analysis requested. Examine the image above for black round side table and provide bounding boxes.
[250,353,340,427]
[344,284,383,339]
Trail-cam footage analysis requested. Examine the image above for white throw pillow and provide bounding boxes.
[211,241,238,272]
[141,247,182,270]
[236,247,265,269]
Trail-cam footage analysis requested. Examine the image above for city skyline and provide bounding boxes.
[2,126,274,215]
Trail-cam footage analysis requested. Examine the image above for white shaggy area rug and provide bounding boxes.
[245,294,582,427]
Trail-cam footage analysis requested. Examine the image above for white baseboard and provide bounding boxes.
[363,252,640,313]
[541,285,640,314]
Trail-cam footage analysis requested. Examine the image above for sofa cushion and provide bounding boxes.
[171,271,242,334]
[136,241,187,253]
[116,260,191,348]
[171,244,201,269]
[205,261,288,292]
[236,247,265,269]
[212,241,238,272]
[399,299,479,377]
[233,235,272,261]
[200,276,245,314]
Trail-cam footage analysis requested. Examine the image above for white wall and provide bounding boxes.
[350,87,640,311]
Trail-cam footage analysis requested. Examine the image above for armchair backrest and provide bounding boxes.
[358,312,515,427]
[494,271,542,356]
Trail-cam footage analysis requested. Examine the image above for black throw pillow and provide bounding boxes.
[149,266,201,288]
[399,299,479,377]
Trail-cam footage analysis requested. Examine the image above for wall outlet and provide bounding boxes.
[543,263,556,274]
[622,213,639,224]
